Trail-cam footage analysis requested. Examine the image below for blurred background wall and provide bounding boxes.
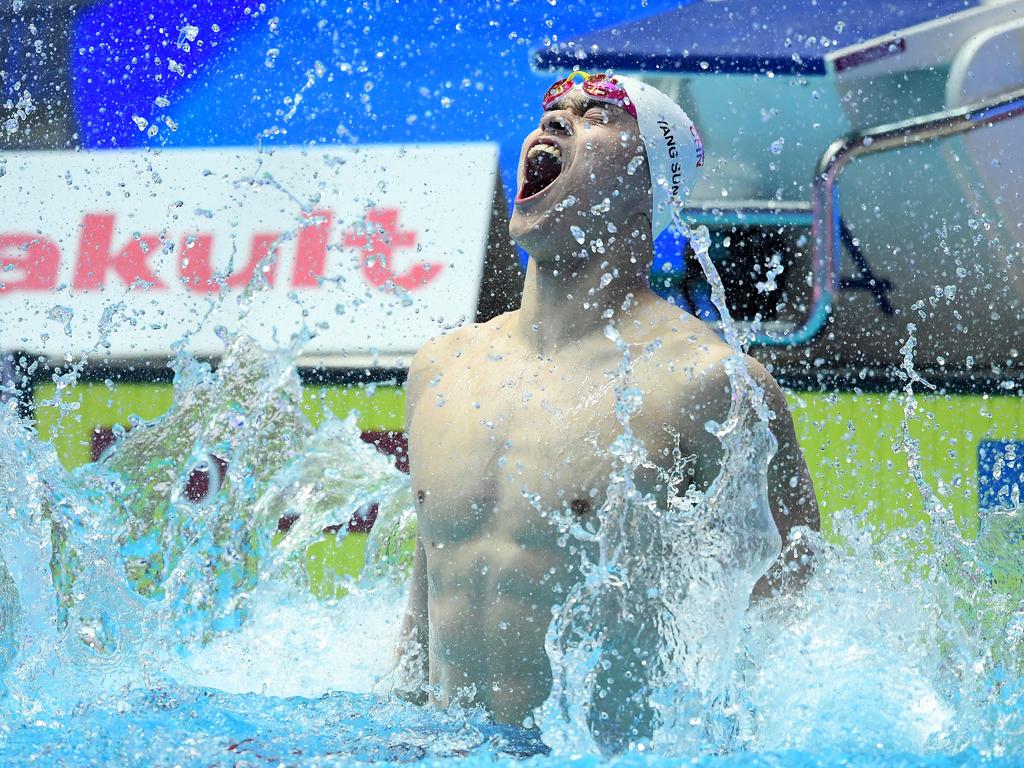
[2,1,688,212]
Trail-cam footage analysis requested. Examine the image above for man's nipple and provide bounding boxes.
[570,498,591,518]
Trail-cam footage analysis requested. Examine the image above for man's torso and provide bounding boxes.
[407,304,731,724]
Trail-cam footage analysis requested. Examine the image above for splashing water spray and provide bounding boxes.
[0,152,1021,762]
[536,183,1024,759]
[536,185,785,755]
[0,190,418,716]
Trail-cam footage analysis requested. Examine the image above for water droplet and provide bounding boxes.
[770,138,784,155]
[570,225,586,244]
[47,305,74,336]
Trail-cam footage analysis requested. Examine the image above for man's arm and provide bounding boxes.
[393,537,429,703]
[391,345,435,703]
[684,354,820,596]
[750,358,820,596]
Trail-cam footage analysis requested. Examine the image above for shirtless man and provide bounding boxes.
[393,73,820,745]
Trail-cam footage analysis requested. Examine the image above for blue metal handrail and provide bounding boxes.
[754,84,1024,347]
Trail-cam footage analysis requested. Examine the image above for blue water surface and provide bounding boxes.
[0,684,1016,767]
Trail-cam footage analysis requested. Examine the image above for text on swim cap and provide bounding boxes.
[657,119,682,197]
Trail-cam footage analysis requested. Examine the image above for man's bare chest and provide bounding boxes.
[413,370,610,524]
[407,353,685,547]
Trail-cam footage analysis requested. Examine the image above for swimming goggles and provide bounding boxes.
[541,71,637,119]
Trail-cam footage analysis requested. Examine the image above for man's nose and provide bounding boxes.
[540,111,573,136]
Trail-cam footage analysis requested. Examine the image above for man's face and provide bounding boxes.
[509,90,650,261]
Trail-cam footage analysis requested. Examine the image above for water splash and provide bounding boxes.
[536,217,783,756]
[741,312,1024,757]
[534,183,1024,761]
[0,199,1019,764]
[0,328,416,717]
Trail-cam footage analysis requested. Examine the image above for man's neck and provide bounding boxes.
[515,237,660,355]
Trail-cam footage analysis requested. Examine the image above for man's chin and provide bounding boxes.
[509,197,565,252]
[508,208,539,250]
[509,218,555,260]
[508,233,568,268]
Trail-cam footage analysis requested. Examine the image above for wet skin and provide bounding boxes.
[394,92,820,731]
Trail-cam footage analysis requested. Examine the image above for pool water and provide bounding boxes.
[0,226,1021,766]
[0,686,1010,767]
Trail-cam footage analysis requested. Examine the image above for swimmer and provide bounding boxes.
[393,73,820,746]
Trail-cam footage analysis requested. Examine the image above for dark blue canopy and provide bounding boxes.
[533,0,981,76]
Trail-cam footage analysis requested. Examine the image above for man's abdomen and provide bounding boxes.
[425,536,580,724]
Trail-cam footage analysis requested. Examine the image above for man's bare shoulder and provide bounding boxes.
[406,312,518,403]
[411,313,515,367]
[639,305,792,432]
[661,339,784,417]
[643,306,731,385]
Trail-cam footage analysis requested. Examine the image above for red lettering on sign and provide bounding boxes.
[177,232,282,292]
[228,233,281,289]
[178,233,217,292]
[343,208,442,292]
[292,209,334,288]
[0,234,60,292]
[3,206,439,295]
[73,213,166,291]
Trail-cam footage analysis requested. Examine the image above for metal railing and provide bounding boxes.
[755,84,1024,347]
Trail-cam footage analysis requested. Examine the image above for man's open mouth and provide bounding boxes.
[517,141,563,201]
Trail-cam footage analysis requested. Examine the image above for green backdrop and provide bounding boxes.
[32,382,1022,594]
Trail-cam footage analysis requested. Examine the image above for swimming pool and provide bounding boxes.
[1,391,1021,766]
[0,229,1020,765]
[1,1,1023,761]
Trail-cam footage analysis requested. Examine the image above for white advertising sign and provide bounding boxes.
[0,144,499,365]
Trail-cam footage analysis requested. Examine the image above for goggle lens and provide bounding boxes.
[541,71,636,118]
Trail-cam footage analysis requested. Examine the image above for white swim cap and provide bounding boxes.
[614,75,704,239]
